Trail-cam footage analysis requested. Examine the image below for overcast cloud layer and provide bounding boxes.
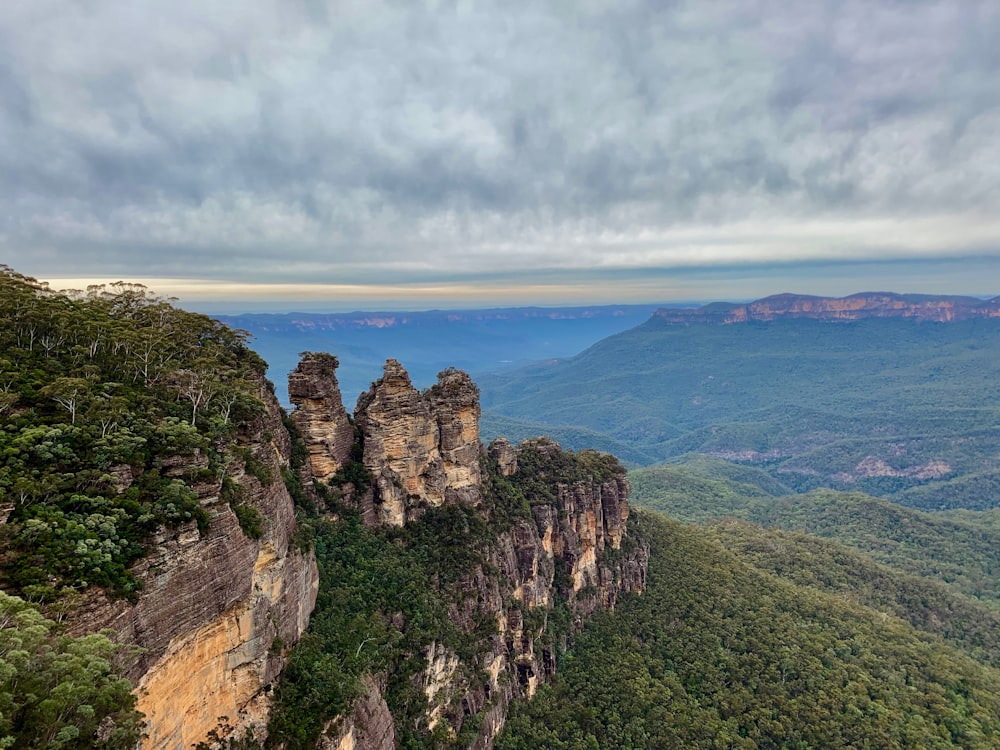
[3,0,999,305]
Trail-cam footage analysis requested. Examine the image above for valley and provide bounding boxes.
[480,293,1000,512]
[1,273,998,749]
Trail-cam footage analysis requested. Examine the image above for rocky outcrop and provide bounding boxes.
[289,352,356,482]
[321,676,396,750]
[353,361,482,526]
[386,436,648,749]
[487,437,517,477]
[67,379,319,750]
[290,355,648,749]
[653,292,1000,325]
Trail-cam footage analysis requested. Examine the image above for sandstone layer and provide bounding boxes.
[353,361,482,526]
[67,378,318,750]
[289,352,356,482]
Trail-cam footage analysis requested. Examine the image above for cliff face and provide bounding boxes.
[653,292,1000,325]
[288,357,648,749]
[353,360,483,526]
[289,352,356,482]
[67,380,319,750]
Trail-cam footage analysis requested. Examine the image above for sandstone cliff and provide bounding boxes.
[67,378,318,750]
[353,360,483,525]
[289,353,356,483]
[285,357,649,749]
[653,292,1000,325]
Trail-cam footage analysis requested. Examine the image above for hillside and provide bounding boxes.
[630,461,1000,606]
[480,293,1000,509]
[498,510,1000,749]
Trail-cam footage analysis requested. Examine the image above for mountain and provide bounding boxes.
[216,304,662,406]
[479,292,1000,510]
[651,291,1000,324]
[0,268,646,749]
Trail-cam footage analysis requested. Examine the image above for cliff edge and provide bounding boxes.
[66,377,319,749]
[280,356,649,749]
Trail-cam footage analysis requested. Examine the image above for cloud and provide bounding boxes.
[3,0,999,292]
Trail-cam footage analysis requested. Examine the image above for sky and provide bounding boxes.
[2,0,999,312]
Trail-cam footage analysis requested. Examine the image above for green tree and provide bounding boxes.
[0,592,144,749]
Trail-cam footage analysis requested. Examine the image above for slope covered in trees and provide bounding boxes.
[479,313,1000,511]
[630,461,1000,607]
[0,266,268,601]
[498,510,1000,749]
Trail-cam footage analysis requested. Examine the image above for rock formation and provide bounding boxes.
[67,378,319,750]
[289,352,356,482]
[350,360,483,525]
[653,292,1000,325]
[288,356,648,749]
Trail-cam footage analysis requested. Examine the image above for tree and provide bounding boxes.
[40,377,92,425]
[0,592,144,749]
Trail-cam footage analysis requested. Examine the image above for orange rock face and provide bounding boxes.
[654,292,1000,325]
[67,379,319,750]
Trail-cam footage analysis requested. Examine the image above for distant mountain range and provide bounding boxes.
[652,291,1000,325]
[479,291,1000,511]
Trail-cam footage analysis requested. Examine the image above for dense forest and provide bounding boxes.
[498,510,1000,749]
[630,459,1000,606]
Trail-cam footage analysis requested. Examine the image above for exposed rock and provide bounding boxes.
[654,292,1000,325]
[487,437,517,477]
[832,456,953,483]
[321,676,396,750]
[354,359,444,525]
[67,378,319,750]
[423,642,463,731]
[289,353,356,482]
[382,437,646,749]
[426,368,483,505]
[353,361,483,526]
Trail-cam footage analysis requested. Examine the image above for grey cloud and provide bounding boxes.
[2,0,999,284]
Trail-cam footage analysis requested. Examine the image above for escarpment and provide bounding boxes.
[66,378,319,750]
[652,292,1000,325]
[282,356,649,749]
[0,269,644,750]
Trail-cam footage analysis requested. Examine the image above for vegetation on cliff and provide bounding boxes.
[0,267,288,748]
[0,591,144,749]
[0,267,268,602]
[266,505,492,749]
[267,431,636,749]
[498,510,1000,749]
